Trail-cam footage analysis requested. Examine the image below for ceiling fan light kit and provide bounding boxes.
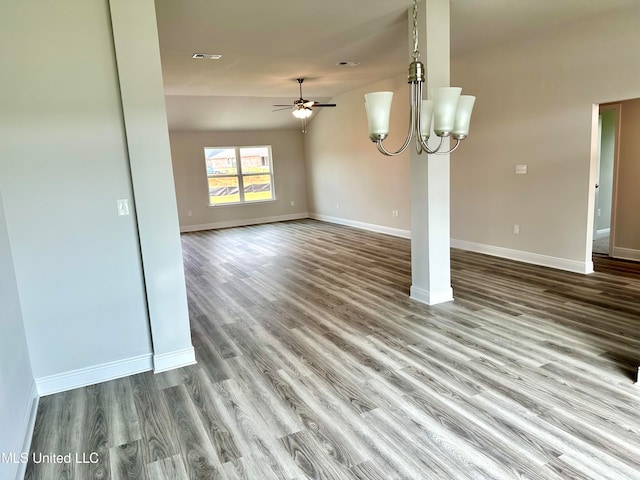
[365,0,475,156]
[292,107,313,119]
[273,78,337,131]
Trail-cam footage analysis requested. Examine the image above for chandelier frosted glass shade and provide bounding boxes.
[431,87,462,136]
[292,107,312,119]
[452,95,476,138]
[365,87,474,140]
[364,92,394,138]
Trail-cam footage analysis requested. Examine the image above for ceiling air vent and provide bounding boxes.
[192,53,223,60]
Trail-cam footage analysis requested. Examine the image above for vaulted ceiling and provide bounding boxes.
[154,0,637,131]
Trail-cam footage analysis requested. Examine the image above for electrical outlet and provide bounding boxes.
[336,202,340,209]
[392,210,399,218]
[187,210,192,217]
[117,199,130,216]
[597,209,601,217]
[513,224,520,235]
[515,165,528,175]
[290,200,295,207]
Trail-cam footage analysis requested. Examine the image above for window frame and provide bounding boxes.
[204,145,276,207]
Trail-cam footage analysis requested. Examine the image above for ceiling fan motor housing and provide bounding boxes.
[272,78,337,112]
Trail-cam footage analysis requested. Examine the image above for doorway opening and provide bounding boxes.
[591,98,640,266]
[592,104,619,256]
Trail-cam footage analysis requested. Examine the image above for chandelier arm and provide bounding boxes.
[376,135,412,156]
[414,81,441,155]
[413,82,424,154]
[418,134,445,155]
[434,138,461,155]
[413,81,445,155]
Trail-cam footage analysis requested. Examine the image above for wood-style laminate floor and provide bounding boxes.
[25,219,640,480]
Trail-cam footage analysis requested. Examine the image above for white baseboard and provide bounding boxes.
[612,247,640,262]
[595,228,610,240]
[11,381,39,480]
[410,285,454,306]
[451,239,594,274]
[36,354,153,396]
[153,346,197,373]
[183,212,599,274]
[309,213,411,239]
[311,218,592,273]
[180,212,309,233]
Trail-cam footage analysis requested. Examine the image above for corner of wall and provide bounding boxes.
[11,381,39,480]
[153,346,196,373]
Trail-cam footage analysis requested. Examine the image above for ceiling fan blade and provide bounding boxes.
[271,79,336,117]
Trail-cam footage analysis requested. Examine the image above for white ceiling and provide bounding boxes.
[155,0,637,131]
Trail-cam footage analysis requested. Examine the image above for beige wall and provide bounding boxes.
[450,6,640,266]
[305,76,411,234]
[306,5,640,270]
[614,98,640,254]
[170,129,308,229]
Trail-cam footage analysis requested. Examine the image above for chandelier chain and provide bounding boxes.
[411,0,420,61]
[412,0,420,60]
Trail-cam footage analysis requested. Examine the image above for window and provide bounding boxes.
[204,145,275,206]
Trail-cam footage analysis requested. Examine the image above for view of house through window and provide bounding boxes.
[204,146,275,205]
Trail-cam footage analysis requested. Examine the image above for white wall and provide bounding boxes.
[0,0,193,464]
[170,129,308,230]
[109,0,195,371]
[305,5,640,271]
[0,0,153,382]
[0,191,36,480]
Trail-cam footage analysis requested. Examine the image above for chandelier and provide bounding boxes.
[364,0,475,156]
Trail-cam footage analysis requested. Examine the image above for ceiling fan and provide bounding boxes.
[273,78,336,126]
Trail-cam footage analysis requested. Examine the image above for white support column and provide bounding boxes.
[409,0,454,305]
[108,0,196,372]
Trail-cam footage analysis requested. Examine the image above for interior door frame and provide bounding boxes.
[599,103,622,257]
[593,113,602,242]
